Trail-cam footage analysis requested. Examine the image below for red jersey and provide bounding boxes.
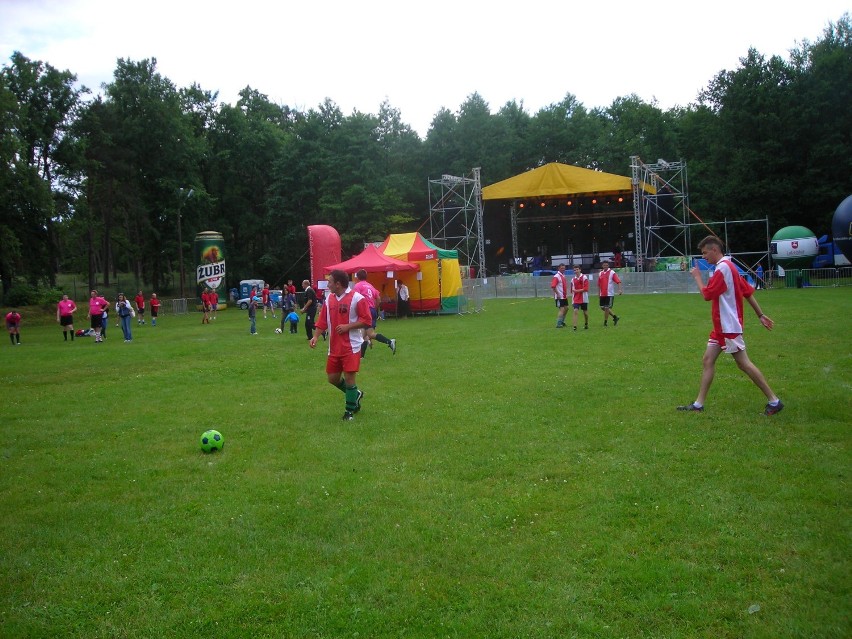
[353,280,380,310]
[314,288,371,357]
[551,271,569,300]
[597,268,621,297]
[261,287,270,304]
[702,257,754,336]
[150,297,161,310]
[5,312,21,324]
[201,291,210,307]
[134,294,145,309]
[571,274,589,304]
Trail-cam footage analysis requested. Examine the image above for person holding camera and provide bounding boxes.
[116,293,134,342]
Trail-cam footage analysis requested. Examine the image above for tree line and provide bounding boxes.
[1,14,849,300]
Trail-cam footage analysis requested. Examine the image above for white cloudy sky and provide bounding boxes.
[1,0,848,137]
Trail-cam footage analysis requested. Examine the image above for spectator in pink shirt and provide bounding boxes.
[56,294,78,341]
[88,290,109,343]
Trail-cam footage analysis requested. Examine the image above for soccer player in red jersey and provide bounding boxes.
[134,291,146,325]
[149,294,161,326]
[678,236,783,416]
[261,283,271,319]
[597,260,623,326]
[310,269,372,421]
[550,264,569,328]
[200,289,211,324]
[570,265,589,331]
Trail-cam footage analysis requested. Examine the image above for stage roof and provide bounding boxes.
[482,162,651,201]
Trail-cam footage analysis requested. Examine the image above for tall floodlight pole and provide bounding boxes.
[177,188,194,299]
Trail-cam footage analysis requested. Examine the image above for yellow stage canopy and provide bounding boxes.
[482,162,649,200]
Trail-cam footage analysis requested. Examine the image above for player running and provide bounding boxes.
[353,269,397,357]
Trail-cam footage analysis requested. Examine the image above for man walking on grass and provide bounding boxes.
[677,235,783,416]
[598,260,622,327]
[310,270,372,421]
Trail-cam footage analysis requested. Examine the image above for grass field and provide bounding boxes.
[1,289,850,638]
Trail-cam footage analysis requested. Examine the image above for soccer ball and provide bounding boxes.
[200,429,224,453]
[274,327,282,334]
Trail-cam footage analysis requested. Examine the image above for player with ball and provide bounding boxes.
[310,269,372,421]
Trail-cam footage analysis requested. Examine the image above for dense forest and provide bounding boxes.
[1,14,849,300]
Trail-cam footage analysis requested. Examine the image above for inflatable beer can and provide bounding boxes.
[195,231,226,305]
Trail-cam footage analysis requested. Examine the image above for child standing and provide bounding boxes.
[134,290,146,325]
[286,310,300,333]
[248,295,259,334]
[150,293,160,326]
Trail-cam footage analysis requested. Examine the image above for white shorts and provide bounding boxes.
[710,334,746,354]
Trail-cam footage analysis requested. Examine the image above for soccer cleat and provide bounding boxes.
[389,339,396,355]
[584,324,588,330]
[613,316,620,326]
[573,326,577,331]
[764,400,784,416]
[677,403,704,412]
[354,390,363,413]
[342,411,354,421]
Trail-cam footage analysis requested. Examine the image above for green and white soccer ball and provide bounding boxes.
[200,429,224,453]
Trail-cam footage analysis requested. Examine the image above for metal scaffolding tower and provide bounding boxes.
[630,156,770,273]
[428,168,486,277]
[631,156,691,271]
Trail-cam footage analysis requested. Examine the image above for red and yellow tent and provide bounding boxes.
[378,233,464,314]
[323,244,419,310]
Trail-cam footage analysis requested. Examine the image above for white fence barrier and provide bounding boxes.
[170,298,189,315]
[464,268,852,300]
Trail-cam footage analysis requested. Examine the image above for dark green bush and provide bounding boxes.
[3,283,65,307]
[3,283,37,307]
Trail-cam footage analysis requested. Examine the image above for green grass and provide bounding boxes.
[1,290,850,638]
